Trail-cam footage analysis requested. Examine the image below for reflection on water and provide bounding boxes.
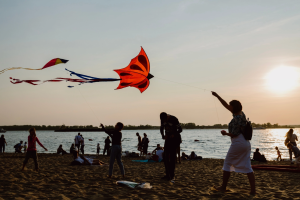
[2,128,299,160]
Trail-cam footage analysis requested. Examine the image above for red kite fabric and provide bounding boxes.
[0,58,68,75]
[114,47,153,93]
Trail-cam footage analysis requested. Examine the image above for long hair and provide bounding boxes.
[28,127,36,141]
[285,129,294,140]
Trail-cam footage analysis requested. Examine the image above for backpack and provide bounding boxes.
[242,118,253,140]
[14,143,19,148]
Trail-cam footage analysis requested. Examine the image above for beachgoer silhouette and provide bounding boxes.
[160,112,182,182]
[212,91,255,195]
[0,135,7,153]
[103,136,111,156]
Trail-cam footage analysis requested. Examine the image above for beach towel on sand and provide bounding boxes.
[132,159,162,163]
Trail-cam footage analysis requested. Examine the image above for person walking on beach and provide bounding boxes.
[284,129,298,164]
[103,136,111,156]
[136,132,142,156]
[74,133,82,152]
[80,134,85,155]
[22,128,48,172]
[275,146,282,161]
[142,133,149,155]
[0,135,7,153]
[100,123,125,178]
[212,92,255,195]
[160,112,182,182]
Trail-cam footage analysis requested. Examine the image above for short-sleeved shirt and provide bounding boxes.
[290,134,297,143]
[156,150,164,160]
[228,112,247,136]
[105,138,111,146]
[75,135,82,145]
[75,157,84,164]
[15,143,22,150]
[105,130,122,146]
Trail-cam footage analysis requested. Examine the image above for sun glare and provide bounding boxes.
[265,66,300,93]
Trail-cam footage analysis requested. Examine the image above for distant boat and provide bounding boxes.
[0,128,6,133]
[253,127,266,130]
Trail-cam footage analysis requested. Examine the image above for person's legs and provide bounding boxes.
[32,151,39,171]
[81,145,84,155]
[115,145,125,176]
[163,146,170,179]
[176,146,181,163]
[0,145,3,153]
[247,172,256,194]
[169,145,177,180]
[109,145,117,177]
[289,148,293,161]
[215,171,231,191]
[22,151,31,170]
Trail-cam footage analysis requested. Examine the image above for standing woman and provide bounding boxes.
[285,129,298,164]
[22,128,48,171]
[0,135,7,153]
[136,132,142,156]
[212,92,255,195]
[142,133,149,155]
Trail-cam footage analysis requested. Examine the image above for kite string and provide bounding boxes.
[156,76,221,124]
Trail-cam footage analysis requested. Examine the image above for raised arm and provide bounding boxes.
[211,91,233,113]
[100,124,113,138]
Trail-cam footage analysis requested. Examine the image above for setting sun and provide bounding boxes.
[265,66,300,93]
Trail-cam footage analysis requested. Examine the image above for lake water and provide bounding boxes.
[2,128,299,160]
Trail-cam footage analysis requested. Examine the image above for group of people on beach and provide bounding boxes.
[3,91,300,196]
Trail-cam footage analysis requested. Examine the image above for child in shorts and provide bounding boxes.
[275,146,282,161]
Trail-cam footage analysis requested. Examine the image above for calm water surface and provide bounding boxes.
[2,128,299,160]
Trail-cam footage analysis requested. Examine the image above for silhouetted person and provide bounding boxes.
[74,133,82,152]
[160,112,182,182]
[103,136,111,156]
[136,132,142,156]
[0,135,7,153]
[70,143,75,154]
[142,133,149,155]
[57,144,67,155]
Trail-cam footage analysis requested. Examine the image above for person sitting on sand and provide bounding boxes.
[72,149,105,165]
[57,144,67,155]
[152,144,164,154]
[15,141,23,153]
[22,128,48,172]
[70,143,75,154]
[275,146,282,161]
[253,148,267,162]
[287,143,300,169]
[181,152,188,160]
[151,146,164,161]
[100,122,125,178]
[189,151,202,160]
[212,91,255,195]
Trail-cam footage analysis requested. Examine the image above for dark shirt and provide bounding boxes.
[142,137,149,146]
[160,115,182,143]
[138,136,142,145]
[253,152,262,161]
[0,138,5,145]
[105,138,111,146]
[70,146,75,154]
[105,130,122,146]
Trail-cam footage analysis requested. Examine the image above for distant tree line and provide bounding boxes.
[0,122,295,131]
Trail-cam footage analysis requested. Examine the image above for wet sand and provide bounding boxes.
[0,153,299,199]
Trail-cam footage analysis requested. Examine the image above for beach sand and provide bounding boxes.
[0,153,299,199]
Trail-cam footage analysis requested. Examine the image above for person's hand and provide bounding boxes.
[211,91,219,98]
[221,130,227,136]
[100,123,104,128]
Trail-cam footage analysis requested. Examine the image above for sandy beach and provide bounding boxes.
[0,153,299,199]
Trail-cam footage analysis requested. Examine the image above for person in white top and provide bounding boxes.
[80,134,85,155]
[285,129,298,164]
[74,133,82,152]
[72,149,105,165]
[156,149,164,160]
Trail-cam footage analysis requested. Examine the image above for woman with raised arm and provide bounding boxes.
[212,92,255,195]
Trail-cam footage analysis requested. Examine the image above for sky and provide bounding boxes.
[0,0,300,126]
